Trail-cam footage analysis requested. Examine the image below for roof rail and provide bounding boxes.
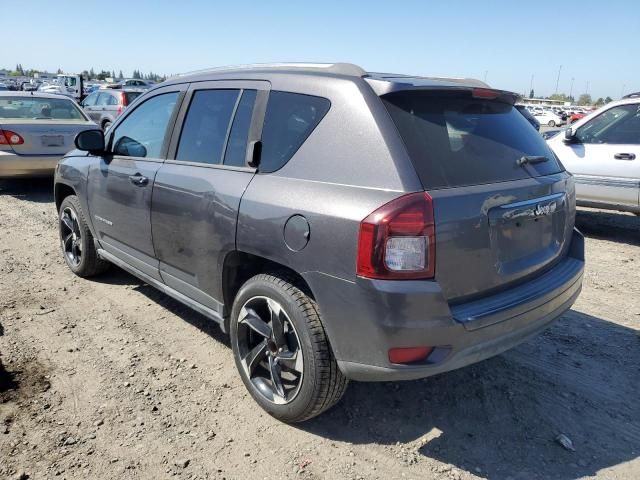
[622,92,640,99]
[175,62,367,78]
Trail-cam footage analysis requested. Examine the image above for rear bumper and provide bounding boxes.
[305,229,585,382]
[0,151,60,177]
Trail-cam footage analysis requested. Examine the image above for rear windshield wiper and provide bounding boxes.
[516,155,548,167]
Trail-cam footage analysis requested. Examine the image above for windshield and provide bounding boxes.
[0,96,87,120]
[382,90,563,189]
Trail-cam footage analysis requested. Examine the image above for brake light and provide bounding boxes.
[357,192,435,279]
[0,129,25,145]
[472,88,499,99]
[117,93,127,115]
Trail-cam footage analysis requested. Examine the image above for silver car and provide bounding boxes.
[0,92,95,178]
[547,95,640,214]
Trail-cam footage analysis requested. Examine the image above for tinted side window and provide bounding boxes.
[112,92,179,158]
[224,89,257,167]
[576,104,640,144]
[259,91,330,173]
[107,94,119,106]
[176,89,239,165]
[124,91,142,104]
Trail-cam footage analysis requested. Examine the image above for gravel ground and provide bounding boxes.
[0,178,638,480]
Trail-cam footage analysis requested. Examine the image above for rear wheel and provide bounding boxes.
[58,195,109,277]
[548,120,556,127]
[230,273,348,423]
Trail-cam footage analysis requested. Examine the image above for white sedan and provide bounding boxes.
[533,111,565,127]
[546,96,640,215]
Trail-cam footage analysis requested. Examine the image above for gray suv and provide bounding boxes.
[54,63,584,422]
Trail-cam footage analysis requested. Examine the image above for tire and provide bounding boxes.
[58,195,109,277]
[548,120,556,127]
[102,120,112,131]
[230,273,348,423]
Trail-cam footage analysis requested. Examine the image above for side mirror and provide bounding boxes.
[75,129,105,153]
[563,128,574,143]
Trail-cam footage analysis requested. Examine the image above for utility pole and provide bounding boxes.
[530,74,534,94]
[569,77,574,99]
[621,83,626,98]
[483,70,488,83]
[554,65,562,95]
[585,81,590,95]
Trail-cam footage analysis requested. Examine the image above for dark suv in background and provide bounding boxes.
[54,63,584,422]
[81,88,143,130]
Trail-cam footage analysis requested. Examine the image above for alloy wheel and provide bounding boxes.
[236,296,304,405]
[60,207,82,267]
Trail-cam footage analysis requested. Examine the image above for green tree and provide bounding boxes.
[605,96,613,103]
[577,93,592,106]
[89,68,96,79]
[56,68,63,74]
[548,93,570,102]
[118,70,124,80]
[529,89,535,98]
[594,97,605,106]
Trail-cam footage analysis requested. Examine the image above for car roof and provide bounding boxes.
[162,62,495,95]
[0,91,76,100]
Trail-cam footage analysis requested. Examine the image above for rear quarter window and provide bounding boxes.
[382,91,563,189]
[259,91,330,173]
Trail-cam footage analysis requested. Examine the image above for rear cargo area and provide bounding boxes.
[382,89,576,301]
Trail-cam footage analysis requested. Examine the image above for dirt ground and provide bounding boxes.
[0,178,638,480]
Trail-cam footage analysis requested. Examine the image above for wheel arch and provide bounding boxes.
[222,250,315,320]
[54,182,76,212]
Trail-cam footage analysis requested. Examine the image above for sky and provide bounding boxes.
[4,0,637,100]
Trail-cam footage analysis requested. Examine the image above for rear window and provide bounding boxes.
[259,91,330,173]
[0,96,86,121]
[382,91,563,189]
[123,91,142,105]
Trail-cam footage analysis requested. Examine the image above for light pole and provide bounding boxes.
[530,74,534,96]
[555,65,562,95]
[483,70,488,83]
[569,77,574,100]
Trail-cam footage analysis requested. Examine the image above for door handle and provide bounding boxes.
[614,153,636,160]
[129,174,148,186]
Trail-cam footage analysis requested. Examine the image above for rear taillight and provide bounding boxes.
[357,192,435,280]
[0,129,25,145]
[117,93,127,115]
[472,88,499,99]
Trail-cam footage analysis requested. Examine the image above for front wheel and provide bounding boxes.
[548,120,556,127]
[230,273,348,423]
[58,195,109,277]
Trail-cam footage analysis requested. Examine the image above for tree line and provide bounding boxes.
[7,64,167,82]
[527,89,613,106]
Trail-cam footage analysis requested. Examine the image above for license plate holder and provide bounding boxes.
[41,135,64,147]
